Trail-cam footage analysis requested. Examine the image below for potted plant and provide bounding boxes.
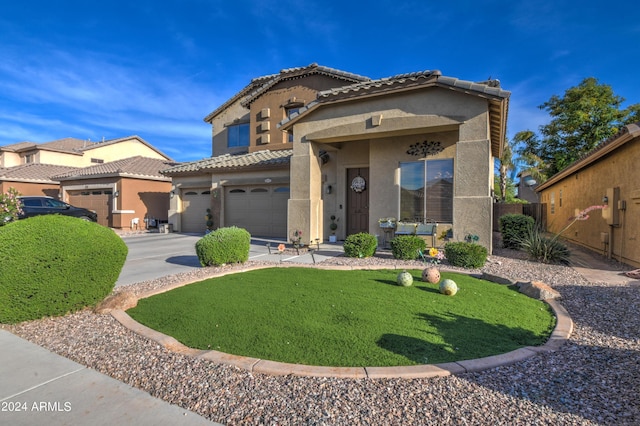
[329,215,338,242]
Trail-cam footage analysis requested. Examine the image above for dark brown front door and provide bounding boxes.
[347,168,369,235]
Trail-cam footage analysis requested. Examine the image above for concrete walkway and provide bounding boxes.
[0,329,219,425]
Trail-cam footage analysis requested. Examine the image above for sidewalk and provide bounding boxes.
[0,329,219,425]
[567,243,639,285]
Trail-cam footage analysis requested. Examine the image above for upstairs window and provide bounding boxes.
[286,108,299,142]
[227,123,249,148]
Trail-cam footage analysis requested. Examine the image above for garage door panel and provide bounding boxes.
[181,189,211,233]
[68,190,111,226]
[224,185,288,238]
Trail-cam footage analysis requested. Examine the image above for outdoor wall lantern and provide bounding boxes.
[326,185,332,194]
[113,191,120,197]
[602,195,608,205]
[170,190,175,199]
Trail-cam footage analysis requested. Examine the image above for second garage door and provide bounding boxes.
[181,189,211,233]
[225,185,289,238]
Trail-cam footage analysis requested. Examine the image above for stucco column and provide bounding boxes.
[454,138,493,253]
[288,140,323,244]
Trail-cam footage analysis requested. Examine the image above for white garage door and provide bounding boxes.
[181,189,211,233]
[224,185,289,238]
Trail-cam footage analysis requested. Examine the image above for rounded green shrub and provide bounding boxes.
[444,241,488,268]
[390,235,426,260]
[499,214,535,249]
[0,215,128,324]
[195,226,250,266]
[343,233,377,258]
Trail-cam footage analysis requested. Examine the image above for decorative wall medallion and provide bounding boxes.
[407,140,444,157]
[351,175,366,193]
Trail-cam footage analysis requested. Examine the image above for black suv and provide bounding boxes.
[18,196,98,222]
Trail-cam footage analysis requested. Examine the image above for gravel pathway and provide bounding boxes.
[5,246,640,425]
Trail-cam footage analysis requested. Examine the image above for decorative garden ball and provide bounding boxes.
[439,279,458,296]
[422,267,440,283]
[397,271,414,287]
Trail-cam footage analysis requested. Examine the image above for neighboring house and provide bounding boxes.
[0,136,174,228]
[536,122,640,268]
[0,136,169,168]
[165,64,510,254]
[53,156,174,229]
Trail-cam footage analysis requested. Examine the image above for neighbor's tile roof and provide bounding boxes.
[53,156,175,181]
[0,163,80,183]
[161,149,292,176]
[0,136,172,161]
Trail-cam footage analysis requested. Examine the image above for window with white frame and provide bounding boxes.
[399,158,454,223]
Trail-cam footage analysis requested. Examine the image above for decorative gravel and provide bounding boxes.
[5,244,640,425]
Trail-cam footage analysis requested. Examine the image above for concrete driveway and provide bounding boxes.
[116,232,344,287]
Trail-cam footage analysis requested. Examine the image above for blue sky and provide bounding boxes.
[1,0,638,162]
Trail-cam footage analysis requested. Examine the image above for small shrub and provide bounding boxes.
[0,215,128,324]
[444,241,488,268]
[499,214,535,249]
[390,235,426,260]
[343,233,377,258]
[195,226,250,266]
[516,224,570,264]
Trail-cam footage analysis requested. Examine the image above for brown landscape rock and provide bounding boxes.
[517,280,561,300]
[94,291,138,314]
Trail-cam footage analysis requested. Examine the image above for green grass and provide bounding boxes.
[127,268,556,367]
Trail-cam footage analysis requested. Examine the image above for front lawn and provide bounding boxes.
[127,268,556,367]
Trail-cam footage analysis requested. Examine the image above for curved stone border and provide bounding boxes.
[111,265,574,379]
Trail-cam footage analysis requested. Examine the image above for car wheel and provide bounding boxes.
[79,216,91,221]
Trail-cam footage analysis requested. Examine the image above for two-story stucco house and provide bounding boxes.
[164,64,510,253]
[0,135,174,228]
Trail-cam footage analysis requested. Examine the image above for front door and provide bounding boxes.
[347,167,369,235]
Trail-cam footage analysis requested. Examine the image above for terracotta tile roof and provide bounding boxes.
[281,70,509,127]
[161,149,292,176]
[203,63,370,122]
[0,163,80,183]
[53,156,175,181]
[279,69,510,157]
[241,63,371,108]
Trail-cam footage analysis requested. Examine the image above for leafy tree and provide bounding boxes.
[517,78,640,179]
[496,137,514,202]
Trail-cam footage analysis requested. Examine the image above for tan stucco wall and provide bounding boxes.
[210,98,251,157]
[288,87,495,252]
[538,138,640,267]
[84,140,169,164]
[0,182,59,198]
[0,151,23,167]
